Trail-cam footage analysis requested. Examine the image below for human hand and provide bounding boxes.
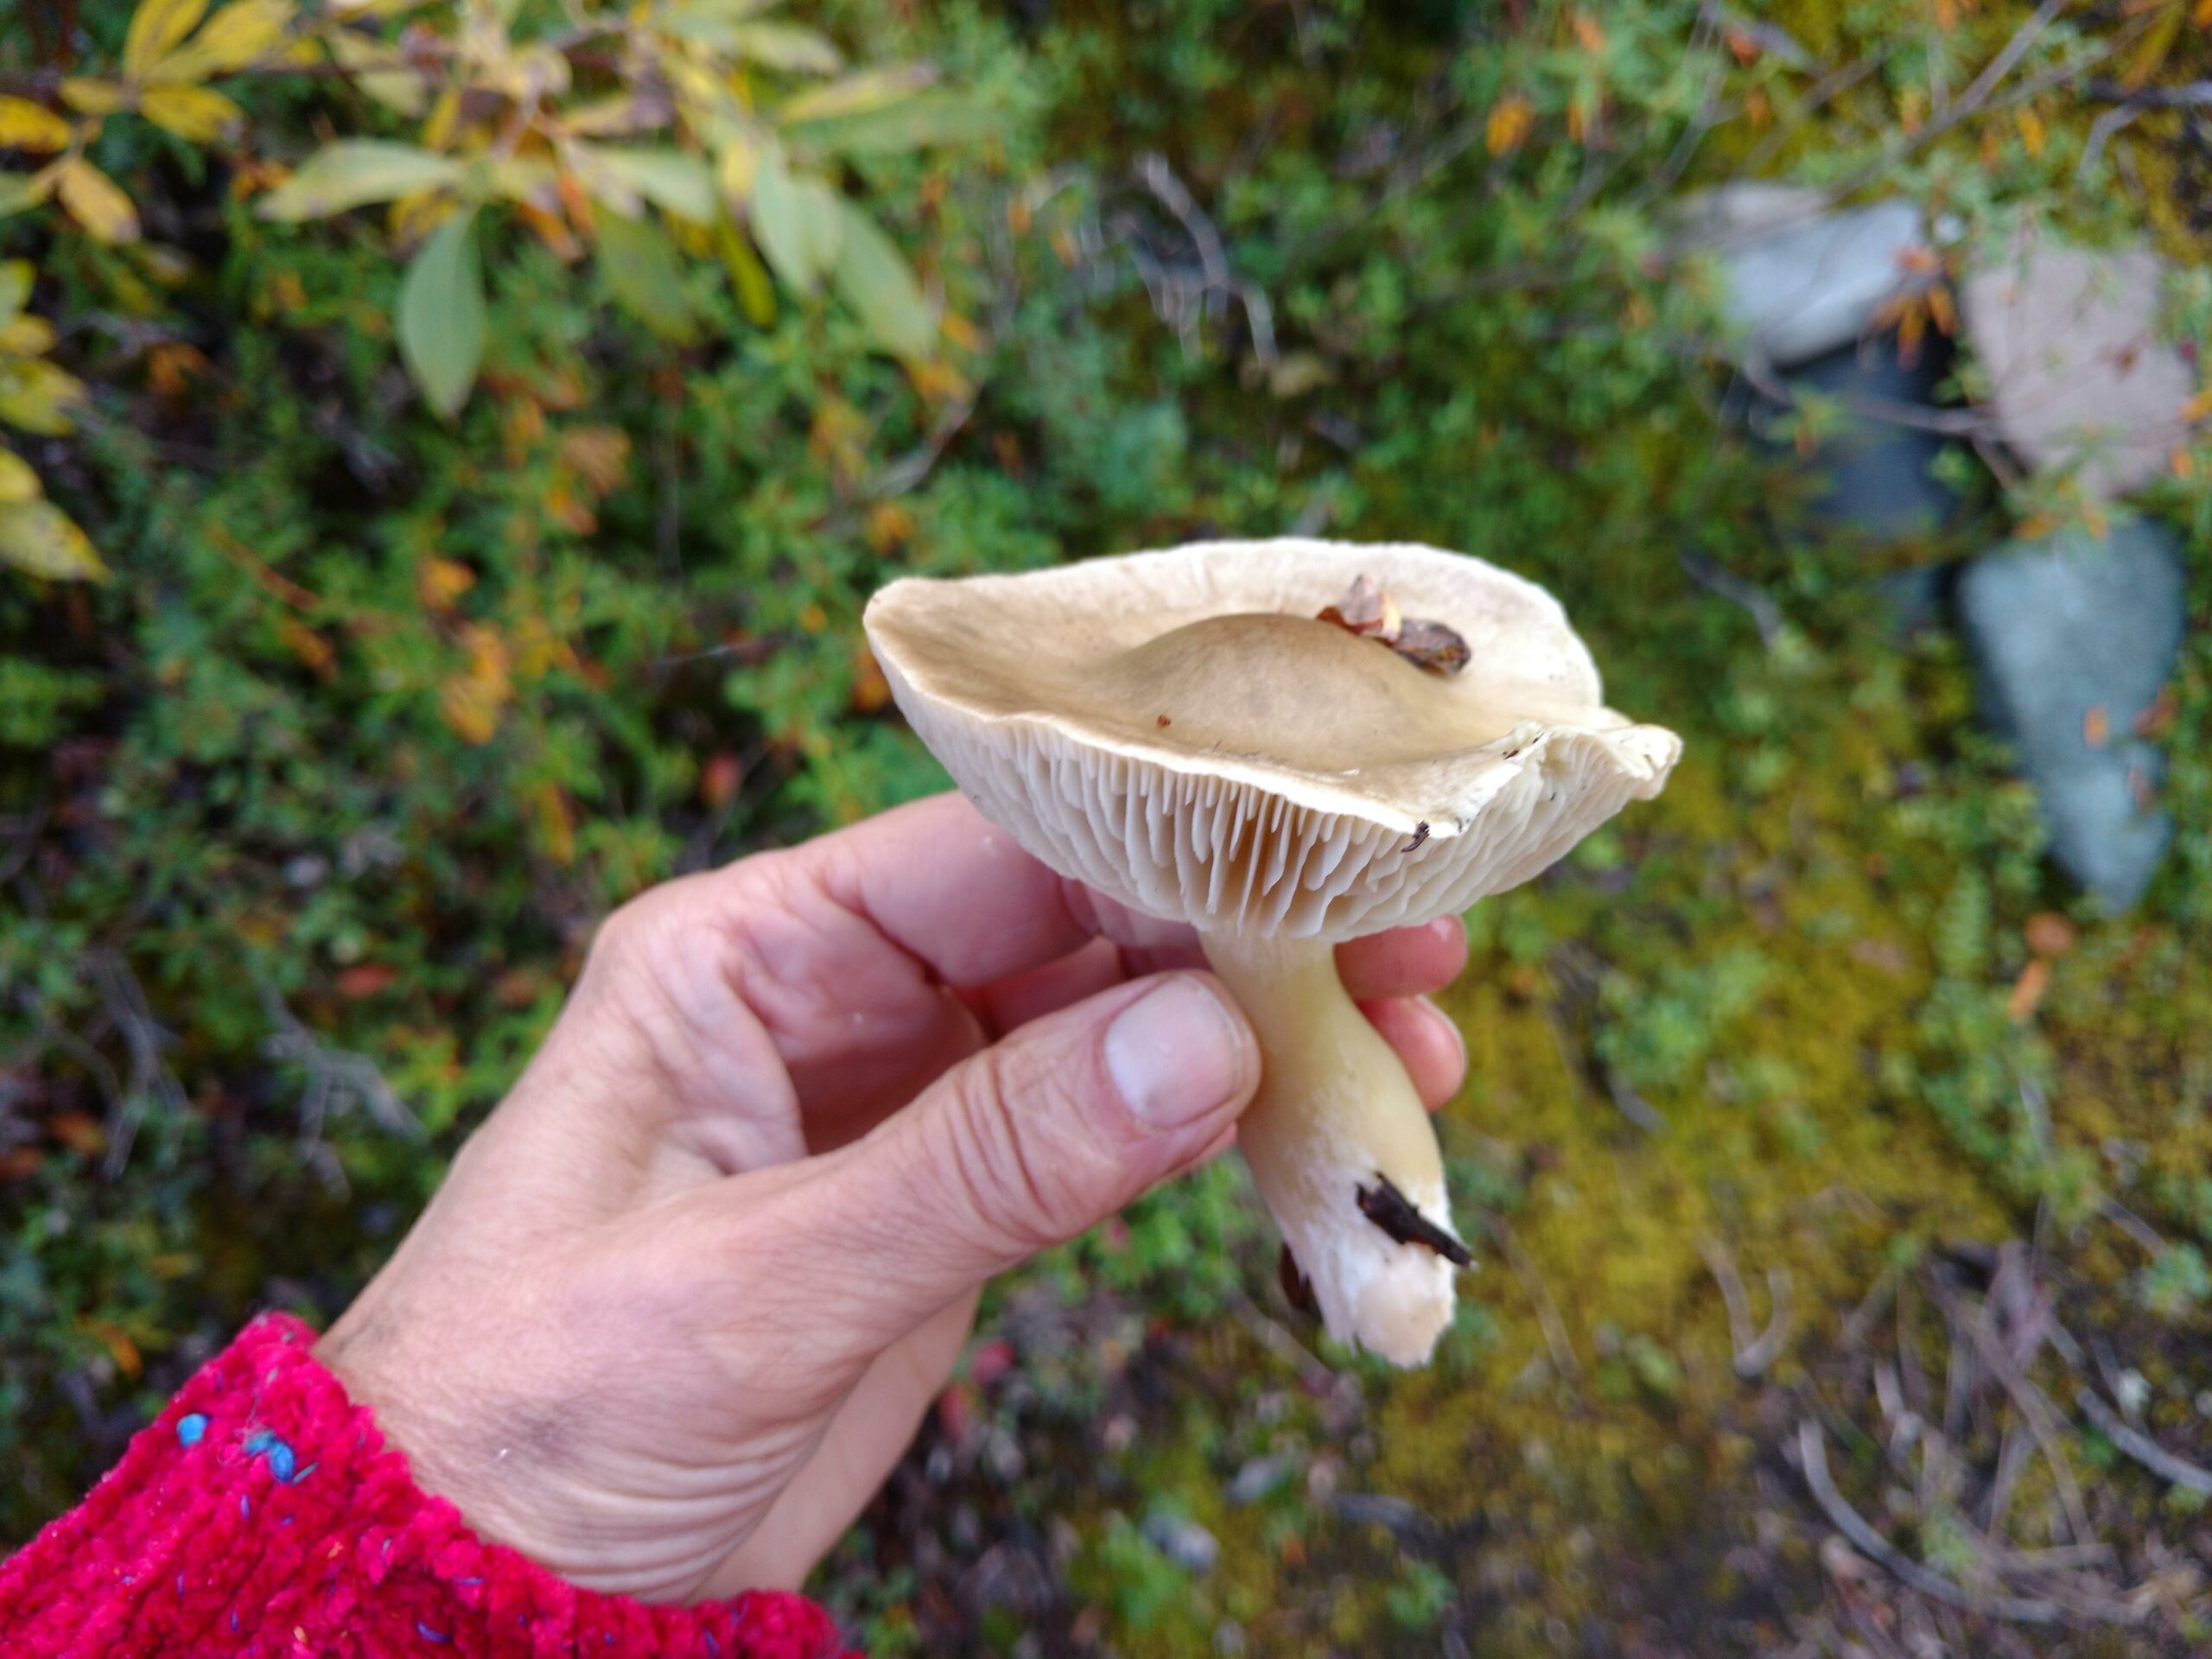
[316,793,1469,1604]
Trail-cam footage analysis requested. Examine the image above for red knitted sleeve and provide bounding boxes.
[0,1313,858,1659]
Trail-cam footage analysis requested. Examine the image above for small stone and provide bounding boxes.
[1678,187,1932,367]
[282,855,329,889]
[1141,1510,1220,1575]
[1961,234,2193,503]
[1226,1454,1293,1506]
[1956,519,2186,909]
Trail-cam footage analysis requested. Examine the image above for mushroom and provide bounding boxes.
[862,539,1680,1366]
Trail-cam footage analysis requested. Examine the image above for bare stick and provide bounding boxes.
[1796,1419,2063,1624]
[1484,1211,1580,1382]
[1936,1285,2092,1547]
[1700,1236,1794,1378]
[2075,1389,2212,1497]
[1679,548,1784,649]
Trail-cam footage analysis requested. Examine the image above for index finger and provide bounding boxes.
[803,791,1197,988]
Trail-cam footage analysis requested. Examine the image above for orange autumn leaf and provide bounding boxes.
[416,555,475,611]
[49,1112,107,1155]
[2006,958,2049,1022]
[1926,283,1956,336]
[2024,913,2075,958]
[336,962,397,998]
[1486,94,1534,157]
[558,426,631,496]
[277,615,335,677]
[700,751,744,809]
[849,648,893,715]
[531,779,575,868]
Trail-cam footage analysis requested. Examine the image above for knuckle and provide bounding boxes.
[933,1048,1088,1256]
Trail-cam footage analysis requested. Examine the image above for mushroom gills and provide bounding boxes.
[1198,930,1465,1367]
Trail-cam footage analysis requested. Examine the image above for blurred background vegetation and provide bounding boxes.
[4,0,2212,1653]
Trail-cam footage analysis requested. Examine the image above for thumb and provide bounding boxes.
[744,972,1258,1358]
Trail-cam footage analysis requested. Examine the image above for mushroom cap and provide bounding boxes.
[864,538,1680,941]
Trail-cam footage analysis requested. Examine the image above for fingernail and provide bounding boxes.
[1422,995,1467,1072]
[1104,976,1249,1129]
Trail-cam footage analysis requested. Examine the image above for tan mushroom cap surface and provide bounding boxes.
[864,538,1681,942]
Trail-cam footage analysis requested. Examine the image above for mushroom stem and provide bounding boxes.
[1198,931,1462,1367]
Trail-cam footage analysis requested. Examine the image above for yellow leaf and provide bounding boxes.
[2016,108,2045,157]
[162,0,294,76]
[1485,94,1533,157]
[416,554,475,609]
[58,160,141,245]
[0,315,57,356]
[0,359,87,435]
[0,98,74,153]
[2181,388,2212,423]
[0,447,38,504]
[531,780,575,867]
[124,0,212,79]
[141,85,244,143]
[60,79,130,117]
[0,499,107,581]
[2121,0,2184,91]
[323,29,427,117]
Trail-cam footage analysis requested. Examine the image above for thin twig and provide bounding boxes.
[1680,547,1784,648]
[1796,1419,2063,1624]
[259,988,420,1141]
[1604,1066,1664,1133]
[1700,1236,1794,1379]
[2075,1389,2212,1497]
[1935,1282,2093,1548]
[2086,78,2212,109]
[1128,153,1278,369]
[1484,1211,1580,1382]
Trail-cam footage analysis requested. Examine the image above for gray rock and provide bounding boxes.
[1780,338,1960,543]
[1956,519,2187,908]
[1961,234,2193,503]
[1679,186,1932,367]
[1141,1510,1220,1575]
[1224,1453,1294,1506]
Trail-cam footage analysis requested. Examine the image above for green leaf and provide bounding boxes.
[396,207,485,418]
[0,499,106,582]
[784,91,997,158]
[0,174,53,220]
[593,149,717,224]
[257,142,464,222]
[594,210,697,343]
[776,67,935,125]
[748,147,842,293]
[725,22,842,73]
[658,0,776,29]
[830,201,932,360]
